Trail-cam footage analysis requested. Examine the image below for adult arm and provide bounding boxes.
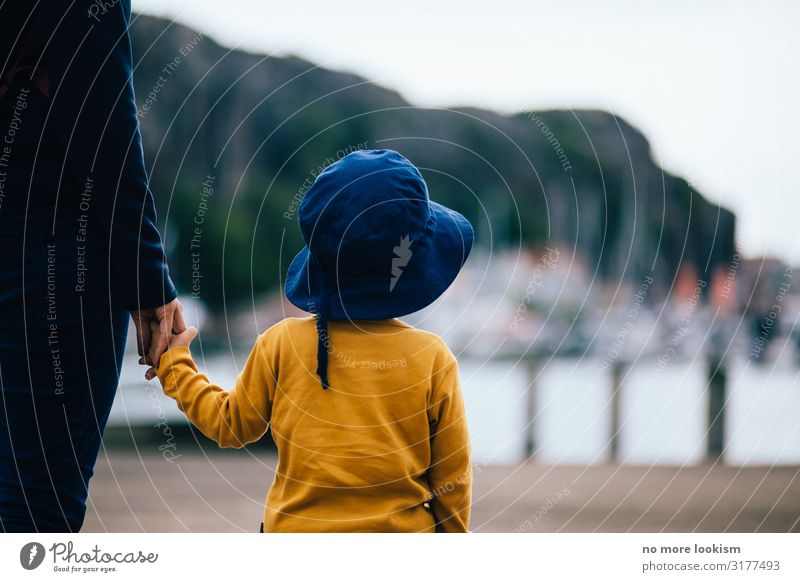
[39,1,176,310]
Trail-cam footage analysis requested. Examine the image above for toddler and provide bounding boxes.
[152,150,473,532]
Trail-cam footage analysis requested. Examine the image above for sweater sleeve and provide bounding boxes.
[427,361,472,533]
[39,1,176,310]
[155,340,274,448]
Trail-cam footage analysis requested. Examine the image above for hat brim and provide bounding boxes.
[284,201,473,320]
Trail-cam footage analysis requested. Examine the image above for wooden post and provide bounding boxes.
[609,361,625,462]
[706,357,727,461]
[524,356,538,460]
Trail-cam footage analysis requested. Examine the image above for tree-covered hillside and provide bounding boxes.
[130,14,735,308]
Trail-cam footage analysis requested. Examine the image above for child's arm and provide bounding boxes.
[427,362,472,533]
[153,327,274,448]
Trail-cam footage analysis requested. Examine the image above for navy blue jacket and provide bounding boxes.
[0,1,176,310]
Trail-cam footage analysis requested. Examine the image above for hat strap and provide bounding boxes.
[315,279,332,390]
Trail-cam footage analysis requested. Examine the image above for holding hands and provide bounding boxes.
[144,323,198,380]
[130,298,196,379]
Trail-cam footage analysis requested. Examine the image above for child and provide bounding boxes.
[151,149,474,532]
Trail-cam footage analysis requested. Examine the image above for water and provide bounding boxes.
[112,351,800,466]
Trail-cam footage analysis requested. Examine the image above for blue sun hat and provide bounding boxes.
[285,149,474,389]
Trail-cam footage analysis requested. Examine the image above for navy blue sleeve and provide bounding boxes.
[40,0,177,310]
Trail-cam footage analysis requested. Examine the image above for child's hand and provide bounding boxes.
[145,326,199,380]
[167,326,198,349]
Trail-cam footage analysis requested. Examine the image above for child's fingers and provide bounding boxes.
[169,326,199,347]
[144,366,156,381]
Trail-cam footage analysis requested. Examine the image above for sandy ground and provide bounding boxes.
[81,451,800,533]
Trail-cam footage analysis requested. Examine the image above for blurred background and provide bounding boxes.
[85,0,800,532]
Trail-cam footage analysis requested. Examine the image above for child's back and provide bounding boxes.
[157,316,470,532]
[260,317,469,532]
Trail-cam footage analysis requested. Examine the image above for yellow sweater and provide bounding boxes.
[155,317,471,533]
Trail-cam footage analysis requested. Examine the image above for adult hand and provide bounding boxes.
[130,298,186,369]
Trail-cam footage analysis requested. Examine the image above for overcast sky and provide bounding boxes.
[133,0,800,262]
